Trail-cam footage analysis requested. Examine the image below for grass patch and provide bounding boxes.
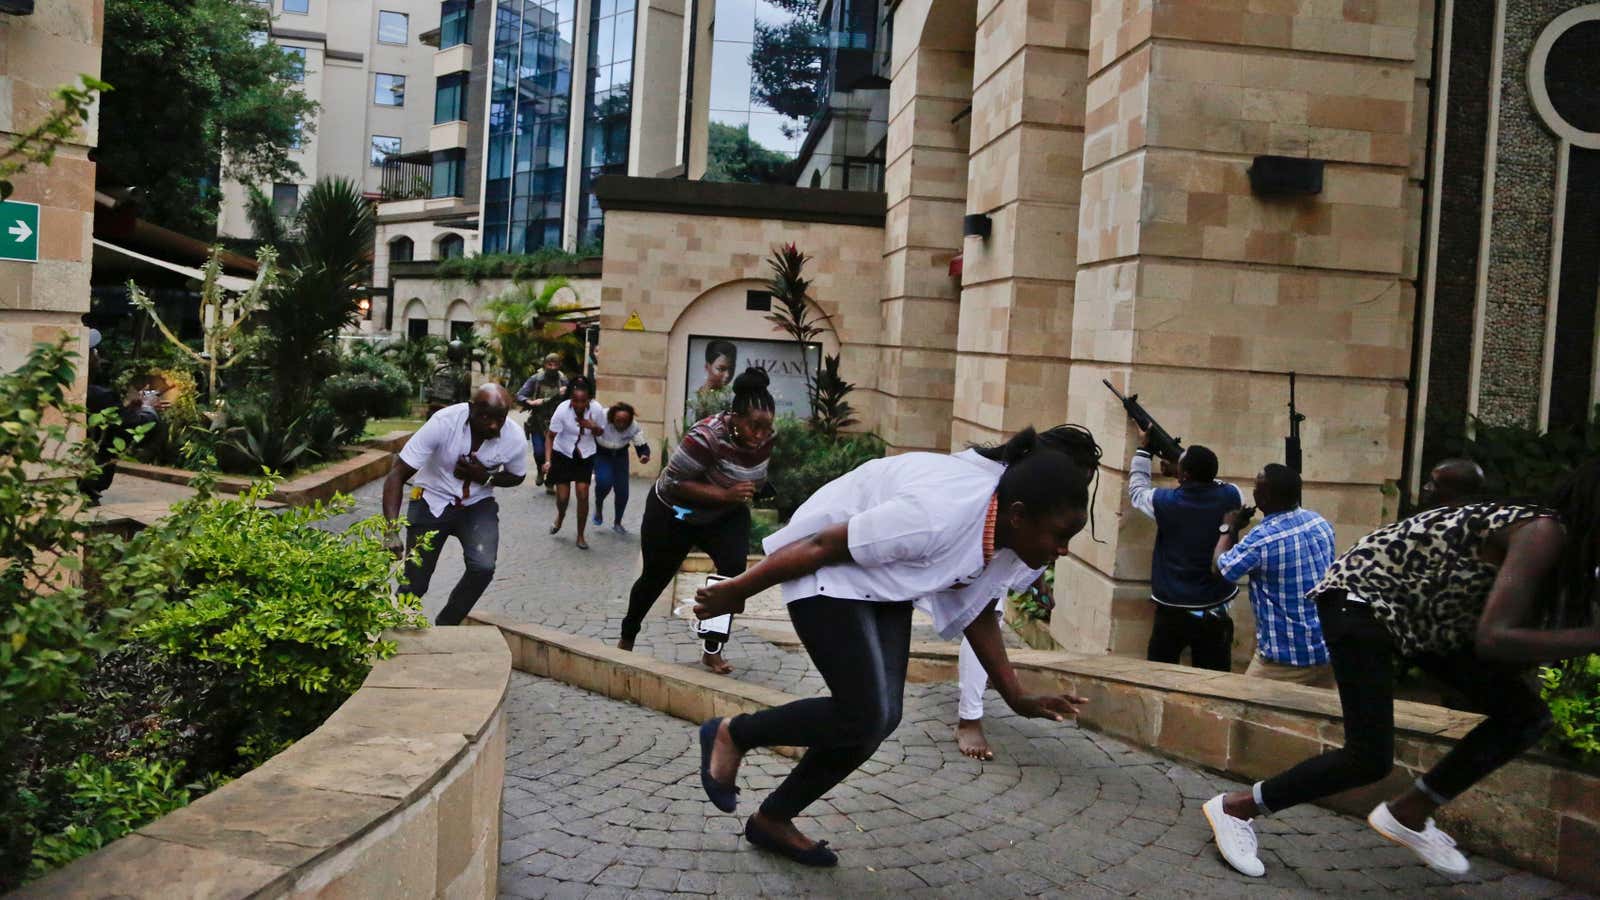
[361,417,424,440]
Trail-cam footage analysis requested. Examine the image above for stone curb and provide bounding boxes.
[466,612,804,760]
[120,448,395,508]
[469,613,1600,889]
[17,627,511,900]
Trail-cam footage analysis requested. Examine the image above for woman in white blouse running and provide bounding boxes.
[543,377,604,549]
[690,429,1092,867]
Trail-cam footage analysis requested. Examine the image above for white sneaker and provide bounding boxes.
[1203,793,1265,877]
[1368,802,1470,875]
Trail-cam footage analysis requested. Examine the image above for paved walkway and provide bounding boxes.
[305,473,1580,898]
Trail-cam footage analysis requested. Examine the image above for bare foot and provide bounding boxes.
[710,717,743,786]
[616,637,635,652]
[748,811,819,852]
[956,718,994,760]
[703,651,734,675]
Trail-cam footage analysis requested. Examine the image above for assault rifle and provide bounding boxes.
[1286,372,1305,474]
[1103,380,1183,463]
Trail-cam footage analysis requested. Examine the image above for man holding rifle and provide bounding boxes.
[1127,429,1243,671]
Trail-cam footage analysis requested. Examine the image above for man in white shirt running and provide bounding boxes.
[384,384,528,624]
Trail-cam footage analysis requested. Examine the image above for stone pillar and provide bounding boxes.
[0,2,101,377]
[951,0,1090,449]
[1055,0,1422,656]
[875,0,975,455]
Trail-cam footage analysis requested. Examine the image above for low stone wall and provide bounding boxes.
[361,429,419,454]
[475,613,1598,891]
[19,628,511,899]
[121,449,395,507]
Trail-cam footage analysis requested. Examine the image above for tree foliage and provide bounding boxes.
[750,0,825,136]
[257,178,375,425]
[704,122,794,184]
[484,277,585,383]
[99,0,318,234]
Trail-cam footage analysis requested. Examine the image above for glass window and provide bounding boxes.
[374,73,406,106]
[378,10,409,44]
[248,30,268,47]
[483,0,574,252]
[389,236,414,263]
[440,0,472,48]
[283,46,306,82]
[439,234,466,259]
[289,120,304,150]
[407,318,430,340]
[370,135,401,166]
[282,0,308,13]
[434,72,468,124]
[272,183,299,218]
[431,149,465,198]
[449,319,473,340]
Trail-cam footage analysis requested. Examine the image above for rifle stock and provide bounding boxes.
[1103,379,1184,462]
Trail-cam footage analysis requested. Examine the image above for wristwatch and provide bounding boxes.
[1218,522,1232,534]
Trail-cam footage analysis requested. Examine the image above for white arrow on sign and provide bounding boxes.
[8,220,31,243]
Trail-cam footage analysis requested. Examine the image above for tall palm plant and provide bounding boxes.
[484,276,584,383]
[258,177,374,424]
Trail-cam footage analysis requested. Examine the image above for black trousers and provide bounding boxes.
[728,596,913,820]
[619,490,750,646]
[400,498,500,626]
[1258,591,1551,812]
[1147,603,1234,671]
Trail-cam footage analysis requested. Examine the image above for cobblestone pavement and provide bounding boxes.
[501,672,1570,899]
[325,472,1580,897]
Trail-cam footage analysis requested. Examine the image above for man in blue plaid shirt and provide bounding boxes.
[1212,464,1336,687]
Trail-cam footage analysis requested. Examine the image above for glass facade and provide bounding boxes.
[440,0,472,48]
[432,149,466,198]
[575,0,635,244]
[704,0,819,183]
[374,73,407,106]
[282,0,308,13]
[482,0,577,253]
[435,72,468,123]
[284,46,306,82]
[378,10,410,44]
[371,135,401,166]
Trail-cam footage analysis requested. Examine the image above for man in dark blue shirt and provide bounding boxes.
[1128,433,1241,671]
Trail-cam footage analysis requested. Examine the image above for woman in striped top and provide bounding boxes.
[618,368,776,674]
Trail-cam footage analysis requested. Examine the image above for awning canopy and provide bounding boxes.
[92,238,257,293]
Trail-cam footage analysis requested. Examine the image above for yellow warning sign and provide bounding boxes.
[622,312,645,331]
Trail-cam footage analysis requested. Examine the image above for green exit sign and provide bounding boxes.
[0,199,39,263]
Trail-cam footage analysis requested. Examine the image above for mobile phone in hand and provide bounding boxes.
[695,575,733,643]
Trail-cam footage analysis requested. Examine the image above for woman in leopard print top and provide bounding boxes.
[1203,464,1600,880]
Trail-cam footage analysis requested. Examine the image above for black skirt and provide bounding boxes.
[547,449,594,484]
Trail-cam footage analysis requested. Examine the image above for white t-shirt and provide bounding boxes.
[763,450,1043,640]
[548,398,605,459]
[399,402,529,516]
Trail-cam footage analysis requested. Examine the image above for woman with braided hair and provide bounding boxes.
[689,426,1094,867]
[1204,458,1600,879]
[954,424,1103,760]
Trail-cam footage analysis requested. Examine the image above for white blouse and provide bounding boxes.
[547,398,605,459]
[763,449,1043,640]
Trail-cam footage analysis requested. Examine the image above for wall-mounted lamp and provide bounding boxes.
[962,213,992,240]
[1247,155,1324,196]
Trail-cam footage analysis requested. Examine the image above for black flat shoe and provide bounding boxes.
[698,718,739,813]
[743,816,838,867]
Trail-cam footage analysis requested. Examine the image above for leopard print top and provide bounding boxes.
[1311,502,1555,657]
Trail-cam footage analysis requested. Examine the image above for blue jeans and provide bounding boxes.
[400,498,499,626]
[528,431,547,479]
[593,446,631,521]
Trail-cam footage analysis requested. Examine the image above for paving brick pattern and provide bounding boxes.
[327,477,1578,897]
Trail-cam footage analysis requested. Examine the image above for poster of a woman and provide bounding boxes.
[685,336,818,424]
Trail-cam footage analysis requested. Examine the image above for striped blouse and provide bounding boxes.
[654,412,772,523]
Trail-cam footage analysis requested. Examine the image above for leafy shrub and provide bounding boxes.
[323,353,411,435]
[435,244,600,284]
[1541,656,1600,764]
[382,335,445,397]
[764,417,886,521]
[25,755,197,877]
[134,484,425,765]
[219,409,315,474]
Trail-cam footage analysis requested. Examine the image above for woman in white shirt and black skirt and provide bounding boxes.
[690,429,1093,867]
[543,377,604,549]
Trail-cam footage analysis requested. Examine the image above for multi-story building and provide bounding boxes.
[215,0,441,238]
